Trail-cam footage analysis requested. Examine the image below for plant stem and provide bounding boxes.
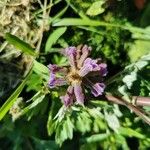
[105,95,150,125]
[105,95,150,106]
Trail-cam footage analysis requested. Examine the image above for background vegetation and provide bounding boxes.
[0,0,150,149]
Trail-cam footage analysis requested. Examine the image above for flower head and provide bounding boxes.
[48,45,107,107]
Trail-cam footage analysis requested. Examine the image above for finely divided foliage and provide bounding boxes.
[0,0,150,149]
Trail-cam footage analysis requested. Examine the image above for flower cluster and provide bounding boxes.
[48,45,107,106]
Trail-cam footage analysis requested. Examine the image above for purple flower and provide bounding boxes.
[99,63,108,76]
[73,83,85,105]
[48,64,67,88]
[65,47,77,68]
[48,64,61,72]
[48,45,107,107]
[91,83,106,97]
[79,58,100,77]
[60,86,74,107]
[48,72,66,88]
[77,45,92,68]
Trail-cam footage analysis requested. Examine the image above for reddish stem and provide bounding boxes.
[105,95,150,106]
[104,95,150,125]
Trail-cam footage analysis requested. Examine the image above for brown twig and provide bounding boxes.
[105,94,150,125]
[133,96,150,106]
[105,95,150,106]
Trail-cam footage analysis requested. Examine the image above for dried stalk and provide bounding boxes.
[105,95,150,106]
[105,94,150,125]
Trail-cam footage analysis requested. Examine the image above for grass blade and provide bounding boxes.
[52,18,150,35]
[53,18,102,26]
[45,27,67,52]
[5,33,37,56]
[0,73,31,121]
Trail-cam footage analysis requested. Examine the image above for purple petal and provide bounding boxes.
[65,47,77,68]
[77,45,92,68]
[65,46,76,56]
[73,83,85,104]
[79,58,99,77]
[48,64,68,76]
[60,86,74,107]
[48,73,66,88]
[48,64,61,73]
[99,63,108,76]
[48,73,55,88]
[76,44,83,60]
[91,83,105,97]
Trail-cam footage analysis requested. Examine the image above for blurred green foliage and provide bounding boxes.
[0,0,150,149]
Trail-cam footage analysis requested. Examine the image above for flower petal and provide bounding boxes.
[91,83,105,97]
[76,44,83,60]
[48,64,68,75]
[48,64,61,72]
[48,73,66,88]
[65,46,76,56]
[77,45,92,68]
[99,63,108,76]
[79,58,99,76]
[60,86,74,107]
[65,46,77,68]
[73,83,85,104]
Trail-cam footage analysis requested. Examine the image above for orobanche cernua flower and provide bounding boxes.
[48,45,107,107]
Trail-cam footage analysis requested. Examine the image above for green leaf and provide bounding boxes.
[65,116,74,139]
[5,33,37,56]
[141,52,150,61]
[104,111,120,132]
[32,137,59,150]
[47,101,56,136]
[55,116,74,146]
[53,54,68,66]
[47,113,55,136]
[77,26,105,35]
[122,72,137,89]
[33,60,49,75]
[115,135,130,150]
[21,94,45,115]
[53,18,103,26]
[135,60,148,69]
[0,74,30,120]
[56,122,67,145]
[128,40,150,62]
[76,111,92,133]
[26,73,43,92]
[125,52,150,70]
[119,127,145,139]
[86,1,105,16]
[45,27,67,52]
[83,133,110,143]
[52,18,150,36]
[132,27,150,40]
